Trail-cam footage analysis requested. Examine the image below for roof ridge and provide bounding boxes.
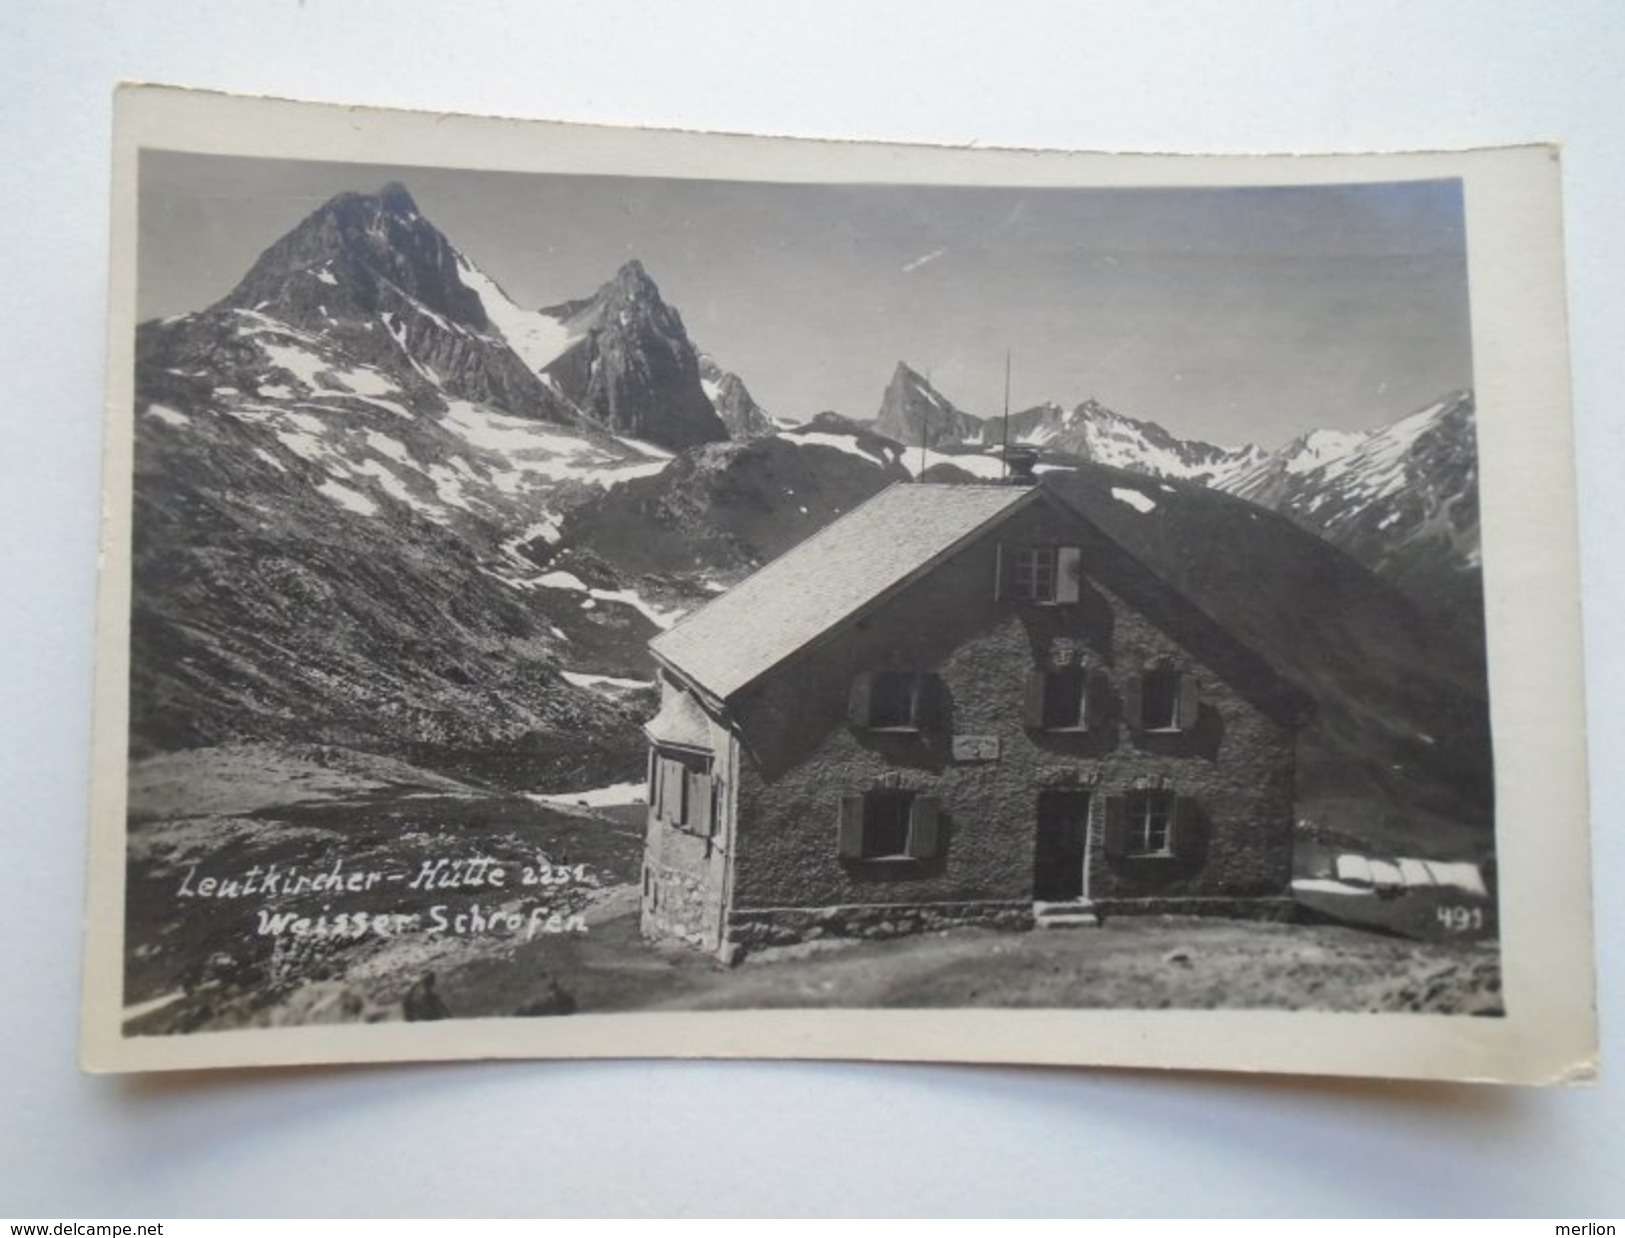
[653,480,1016,645]
[651,481,1040,699]
[652,480,908,645]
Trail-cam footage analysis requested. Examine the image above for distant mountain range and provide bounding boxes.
[873,361,1266,487]
[856,361,1481,638]
[130,179,1490,852]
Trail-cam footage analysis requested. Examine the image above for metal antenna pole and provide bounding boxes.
[1001,350,1011,482]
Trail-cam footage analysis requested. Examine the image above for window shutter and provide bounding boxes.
[994,544,1007,600]
[837,794,866,859]
[847,672,874,727]
[907,796,941,859]
[1176,673,1200,730]
[690,772,715,837]
[1023,670,1047,729]
[1083,669,1107,731]
[1123,674,1144,731]
[1103,795,1128,858]
[646,748,658,804]
[657,758,679,820]
[918,674,947,731]
[1169,795,1200,860]
[1055,546,1082,603]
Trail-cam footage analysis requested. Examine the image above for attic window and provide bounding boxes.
[999,545,1081,604]
[1128,668,1199,733]
[849,671,941,733]
[837,789,941,861]
[1016,547,1057,602]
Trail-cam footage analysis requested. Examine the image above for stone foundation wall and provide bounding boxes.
[727,900,1033,952]
[1090,895,1298,922]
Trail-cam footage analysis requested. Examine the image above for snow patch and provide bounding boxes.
[790,431,885,465]
[364,430,414,467]
[327,364,398,398]
[561,670,653,692]
[316,479,377,517]
[1111,487,1157,514]
[273,429,326,463]
[260,340,328,389]
[350,459,422,510]
[529,781,647,809]
[589,586,683,630]
[454,253,577,374]
[440,400,669,489]
[145,404,190,427]
[537,570,588,592]
[897,446,1006,480]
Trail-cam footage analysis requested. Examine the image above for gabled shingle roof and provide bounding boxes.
[651,483,1039,701]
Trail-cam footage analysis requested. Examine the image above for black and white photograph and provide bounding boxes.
[81,87,1593,1079]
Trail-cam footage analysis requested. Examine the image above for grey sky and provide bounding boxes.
[140,152,1472,449]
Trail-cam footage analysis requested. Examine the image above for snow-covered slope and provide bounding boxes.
[453,253,579,378]
[1220,391,1481,631]
[1222,393,1482,581]
[999,396,1266,486]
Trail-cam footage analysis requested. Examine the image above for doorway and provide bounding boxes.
[1034,789,1091,902]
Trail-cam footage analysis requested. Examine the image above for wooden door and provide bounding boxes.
[1034,789,1090,901]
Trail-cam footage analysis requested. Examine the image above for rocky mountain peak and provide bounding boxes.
[376,181,421,217]
[874,361,982,449]
[219,182,489,335]
[697,354,774,440]
[610,257,656,296]
[540,259,729,451]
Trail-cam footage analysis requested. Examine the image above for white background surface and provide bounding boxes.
[1,0,1619,1218]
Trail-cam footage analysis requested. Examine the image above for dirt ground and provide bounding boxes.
[121,745,1503,1034]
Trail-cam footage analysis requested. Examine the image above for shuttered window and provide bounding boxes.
[1024,667,1097,731]
[848,671,943,732]
[1129,668,1200,733]
[1104,790,1200,860]
[651,746,719,837]
[836,789,943,861]
[997,545,1082,604]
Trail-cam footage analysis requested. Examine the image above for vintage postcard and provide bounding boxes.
[81,85,1596,1081]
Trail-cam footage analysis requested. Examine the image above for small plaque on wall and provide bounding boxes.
[952,734,1001,762]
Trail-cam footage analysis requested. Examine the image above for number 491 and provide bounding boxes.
[1436,905,1484,932]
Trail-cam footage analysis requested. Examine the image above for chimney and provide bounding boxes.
[1002,446,1039,486]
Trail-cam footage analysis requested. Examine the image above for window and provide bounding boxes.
[1103,790,1200,860]
[1016,547,1058,603]
[1024,667,1095,731]
[650,746,717,836]
[1125,788,1174,856]
[848,671,942,732]
[998,545,1082,604]
[1126,667,1199,733]
[837,789,942,861]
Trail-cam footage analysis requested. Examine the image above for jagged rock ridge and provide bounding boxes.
[539,261,730,451]
[699,354,775,439]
